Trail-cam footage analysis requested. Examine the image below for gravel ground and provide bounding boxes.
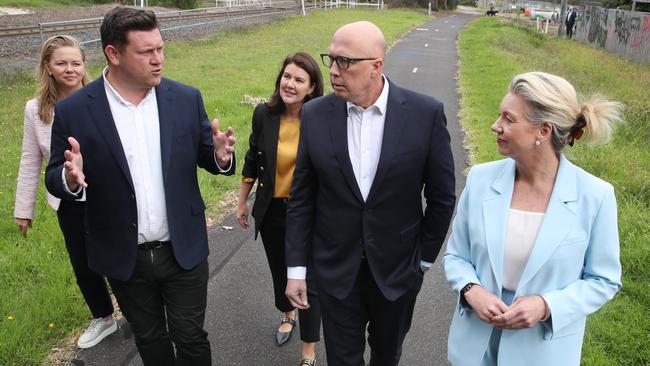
[0,4,298,77]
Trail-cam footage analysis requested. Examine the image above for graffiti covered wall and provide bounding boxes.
[576,6,650,64]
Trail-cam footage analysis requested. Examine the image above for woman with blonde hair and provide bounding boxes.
[444,71,623,365]
[14,35,117,349]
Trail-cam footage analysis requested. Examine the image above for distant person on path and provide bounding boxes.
[566,7,577,38]
[14,34,117,350]
[236,52,324,366]
[45,7,236,365]
[443,71,623,365]
[284,21,456,366]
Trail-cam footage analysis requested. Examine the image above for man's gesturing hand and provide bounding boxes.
[212,118,235,169]
[63,137,86,191]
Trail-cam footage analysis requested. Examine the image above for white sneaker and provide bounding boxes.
[77,315,118,349]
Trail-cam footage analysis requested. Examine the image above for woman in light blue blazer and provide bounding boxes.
[443,72,623,366]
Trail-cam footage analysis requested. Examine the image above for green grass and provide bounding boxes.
[458,17,650,365]
[0,8,429,365]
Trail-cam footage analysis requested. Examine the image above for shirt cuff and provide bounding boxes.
[61,169,86,201]
[539,294,551,321]
[214,151,233,172]
[420,260,433,268]
[287,266,306,280]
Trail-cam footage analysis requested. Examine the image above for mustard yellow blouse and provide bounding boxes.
[274,117,300,198]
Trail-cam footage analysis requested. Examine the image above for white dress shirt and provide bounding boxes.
[103,68,170,244]
[287,77,391,280]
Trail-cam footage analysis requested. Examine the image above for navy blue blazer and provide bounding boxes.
[45,77,235,281]
[285,80,456,301]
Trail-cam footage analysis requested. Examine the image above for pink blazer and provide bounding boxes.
[14,98,60,219]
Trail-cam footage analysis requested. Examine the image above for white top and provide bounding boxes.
[102,68,169,244]
[346,75,389,201]
[502,208,545,291]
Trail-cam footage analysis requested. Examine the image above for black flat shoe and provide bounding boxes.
[276,315,296,346]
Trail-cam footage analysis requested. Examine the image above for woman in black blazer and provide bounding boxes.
[236,52,324,366]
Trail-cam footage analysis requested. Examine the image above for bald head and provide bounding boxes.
[332,21,386,58]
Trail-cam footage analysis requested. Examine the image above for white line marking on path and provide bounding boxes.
[412,67,418,73]
[416,28,429,31]
[435,29,439,32]
[424,43,429,47]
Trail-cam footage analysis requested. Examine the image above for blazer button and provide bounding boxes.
[130,194,135,200]
[131,223,137,228]
[260,166,264,171]
[258,151,263,155]
[259,183,264,187]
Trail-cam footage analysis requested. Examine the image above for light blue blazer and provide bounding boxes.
[443,155,622,366]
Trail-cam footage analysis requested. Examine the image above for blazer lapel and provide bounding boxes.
[366,81,407,203]
[86,78,134,191]
[516,155,577,291]
[263,112,280,191]
[156,79,175,184]
[482,159,516,292]
[328,97,364,203]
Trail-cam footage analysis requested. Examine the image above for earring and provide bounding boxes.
[535,140,541,146]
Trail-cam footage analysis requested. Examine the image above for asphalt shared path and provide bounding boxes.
[74,8,480,366]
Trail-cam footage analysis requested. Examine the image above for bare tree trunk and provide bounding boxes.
[558,0,567,37]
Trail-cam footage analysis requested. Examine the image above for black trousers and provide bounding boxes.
[107,244,211,366]
[318,259,422,366]
[56,200,113,319]
[259,198,321,343]
[566,22,575,38]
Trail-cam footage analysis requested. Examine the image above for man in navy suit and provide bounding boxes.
[566,7,578,38]
[45,7,235,365]
[285,21,456,366]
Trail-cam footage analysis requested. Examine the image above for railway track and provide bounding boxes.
[0,6,290,38]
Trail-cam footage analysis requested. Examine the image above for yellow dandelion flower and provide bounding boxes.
[48,323,54,328]
[7,315,14,320]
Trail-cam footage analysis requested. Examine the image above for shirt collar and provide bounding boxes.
[346,74,389,115]
[102,66,155,107]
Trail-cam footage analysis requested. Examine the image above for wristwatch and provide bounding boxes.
[460,282,478,298]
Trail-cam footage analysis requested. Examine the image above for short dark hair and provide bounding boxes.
[266,52,324,114]
[100,7,158,54]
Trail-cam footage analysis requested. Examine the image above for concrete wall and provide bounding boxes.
[575,5,650,64]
